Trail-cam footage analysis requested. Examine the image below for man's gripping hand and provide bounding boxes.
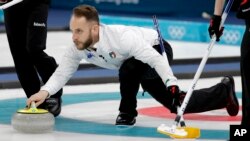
[237,0,250,19]
[208,15,224,41]
[167,85,181,112]
[0,0,8,4]
[26,90,49,108]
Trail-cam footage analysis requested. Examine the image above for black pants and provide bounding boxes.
[3,2,62,98]
[241,19,250,125]
[118,40,228,117]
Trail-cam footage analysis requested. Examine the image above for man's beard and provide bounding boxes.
[82,37,93,50]
[75,34,93,50]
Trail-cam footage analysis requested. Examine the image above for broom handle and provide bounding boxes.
[153,15,187,127]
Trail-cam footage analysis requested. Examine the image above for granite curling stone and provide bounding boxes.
[11,102,55,133]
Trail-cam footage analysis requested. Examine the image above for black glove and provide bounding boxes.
[167,85,181,112]
[0,0,7,3]
[0,0,7,5]
[208,15,224,42]
[237,0,250,19]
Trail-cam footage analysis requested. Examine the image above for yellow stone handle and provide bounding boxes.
[28,102,39,113]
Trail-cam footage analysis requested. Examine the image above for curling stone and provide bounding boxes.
[11,102,55,133]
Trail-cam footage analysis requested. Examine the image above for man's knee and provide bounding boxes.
[119,58,142,77]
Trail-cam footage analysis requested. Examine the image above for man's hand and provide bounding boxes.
[167,85,180,112]
[208,15,224,41]
[26,90,49,108]
[0,0,8,4]
[237,0,250,19]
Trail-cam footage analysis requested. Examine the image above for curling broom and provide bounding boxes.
[155,0,235,139]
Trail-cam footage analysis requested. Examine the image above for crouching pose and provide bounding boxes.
[26,4,239,126]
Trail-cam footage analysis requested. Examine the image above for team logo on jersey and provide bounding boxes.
[33,22,46,27]
[87,53,94,58]
[109,51,116,58]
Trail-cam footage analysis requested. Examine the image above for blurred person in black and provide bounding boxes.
[2,0,62,117]
[208,0,250,125]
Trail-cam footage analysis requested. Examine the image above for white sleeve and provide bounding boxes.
[119,31,177,87]
[41,45,82,95]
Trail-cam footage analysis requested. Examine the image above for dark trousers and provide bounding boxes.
[4,2,62,98]
[241,19,250,125]
[118,41,228,117]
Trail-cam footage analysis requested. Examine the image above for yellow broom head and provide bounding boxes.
[157,124,200,139]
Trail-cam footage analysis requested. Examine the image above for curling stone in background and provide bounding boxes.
[11,102,55,133]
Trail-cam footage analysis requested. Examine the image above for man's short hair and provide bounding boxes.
[73,4,99,23]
